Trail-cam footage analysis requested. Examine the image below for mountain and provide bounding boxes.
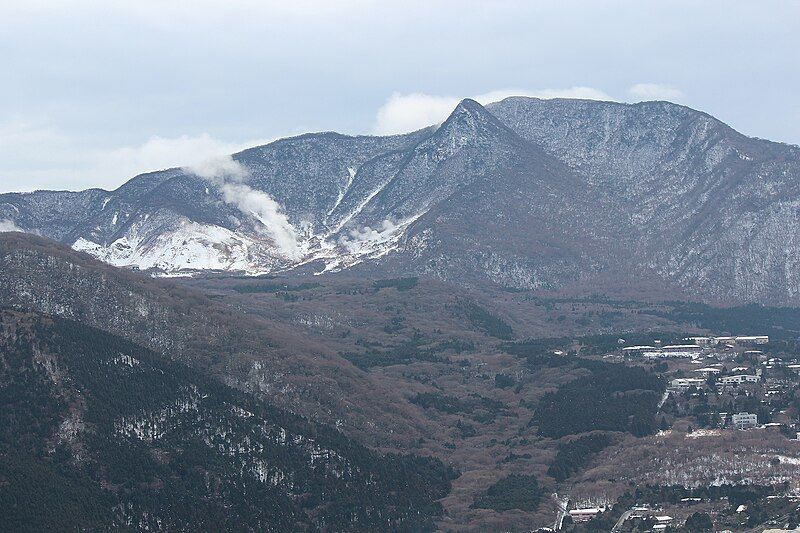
[2,97,800,303]
[486,98,800,303]
[0,308,454,531]
[0,234,676,531]
[0,232,445,450]
[5,216,800,531]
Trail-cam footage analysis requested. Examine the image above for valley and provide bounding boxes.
[3,232,800,530]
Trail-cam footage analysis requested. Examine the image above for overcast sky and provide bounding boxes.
[1,0,798,193]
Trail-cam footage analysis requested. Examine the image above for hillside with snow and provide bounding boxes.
[3,97,800,303]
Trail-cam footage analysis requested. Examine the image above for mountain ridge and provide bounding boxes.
[2,97,800,303]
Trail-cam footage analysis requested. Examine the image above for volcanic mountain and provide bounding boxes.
[2,97,800,303]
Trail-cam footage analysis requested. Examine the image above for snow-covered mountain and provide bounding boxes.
[3,97,800,303]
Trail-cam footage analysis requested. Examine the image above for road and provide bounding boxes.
[657,390,670,409]
[611,508,635,532]
[552,493,569,531]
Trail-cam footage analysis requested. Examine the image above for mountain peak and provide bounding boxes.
[436,97,516,143]
[454,97,484,112]
[3,98,800,303]
[446,98,494,123]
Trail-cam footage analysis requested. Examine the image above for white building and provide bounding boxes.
[622,345,656,354]
[569,507,604,522]
[735,335,769,345]
[732,412,758,430]
[642,344,702,359]
[696,335,769,346]
[670,378,706,390]
[662,344,702,354]
[721,374,759,385]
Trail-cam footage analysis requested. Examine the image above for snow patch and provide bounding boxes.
[685,429,722,438]
[327,176,393,236]
[74,218,278,274]
[317,211,426,273]
[326,166,357,220]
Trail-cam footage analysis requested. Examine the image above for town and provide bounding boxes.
[616,334,799,437]
[553,333,800,532]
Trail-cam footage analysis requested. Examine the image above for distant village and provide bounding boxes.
[554,332,800,532]
[614,334,800,435]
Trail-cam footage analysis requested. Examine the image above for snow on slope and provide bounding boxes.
[72,206,424,276]
[74,219,277,275]
[311,211,428,274]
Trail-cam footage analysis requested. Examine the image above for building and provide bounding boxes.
[732,412,758,430]
[735,335,769,345]
[670,378,706,390]
[661,344,703,355]
[641,344,703,359]
[621,345,656,356]
[652,516,673,530]
[694,367,722,377]
[695,335,769,346]
[720,374,759,385]
[569,507,604,522]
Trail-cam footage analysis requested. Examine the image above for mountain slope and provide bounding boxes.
[487,97,800,302]
[0,232,441,449]
[358,100,636,290]
[2,97,800,302]
[0,308,454,531]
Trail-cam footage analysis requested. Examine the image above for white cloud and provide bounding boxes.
[186,155,303,260]
[373,93,457,137]
[187,153,250,182]
[0,120,274,193]
[373,87,614,135]
[92,134,273,185]
[628,83,683,102]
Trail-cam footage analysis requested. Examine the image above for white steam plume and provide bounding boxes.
[339,219,398,253]
[187,156,303,260]
[0,219,25,233]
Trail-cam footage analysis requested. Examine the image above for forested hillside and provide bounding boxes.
[0,309,455,531]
